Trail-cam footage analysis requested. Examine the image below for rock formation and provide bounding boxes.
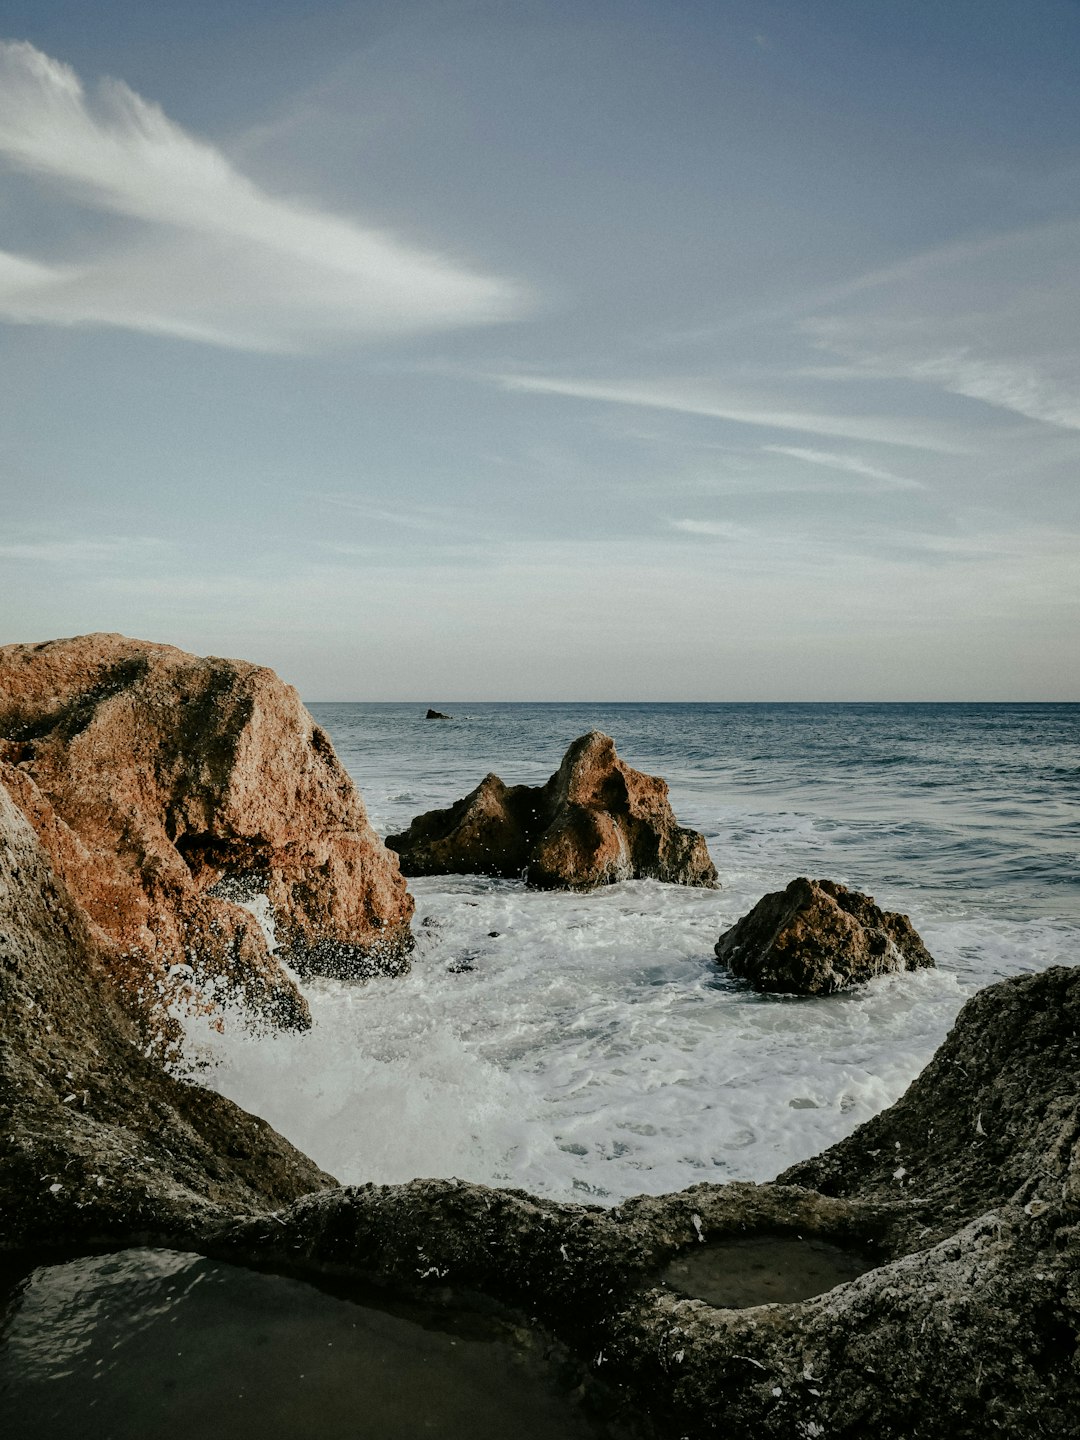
[425,708,452,719]
[715,876,934,994]
[0,633,414,1039]
[1,759,1075,1435]
[386,730,718,890]
[0,783,334,1249]
[215,964,1080,1439]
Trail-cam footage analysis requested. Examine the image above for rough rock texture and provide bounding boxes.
[0,633,414,1035]
[425,708,451,720]
[0,784,335,1250]
[2,761,1077,1436]
[715,876,935,994]
[213,965,1080,1439]
[387,731,718,890]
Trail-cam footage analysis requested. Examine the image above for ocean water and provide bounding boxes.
[180,703,1080,1205]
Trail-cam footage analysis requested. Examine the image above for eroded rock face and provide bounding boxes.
[387,731,718,890]
[715,876,934,994]
[0,784,334,1249]
[0,633,414,1035]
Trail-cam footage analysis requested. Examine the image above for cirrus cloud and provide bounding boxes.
[0,40,528,351]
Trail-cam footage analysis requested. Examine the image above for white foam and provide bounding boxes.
[173,872,1065,1205]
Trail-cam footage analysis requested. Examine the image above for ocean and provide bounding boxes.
[179,703,1080,1204]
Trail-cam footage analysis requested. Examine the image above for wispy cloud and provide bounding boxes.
[0,535,167,564]
[0,40,526,350]
[494,372,970,453]
[804,341,1080,432]
[800,219,1080,431]
[761,445,924,490]
[669,518,751,539]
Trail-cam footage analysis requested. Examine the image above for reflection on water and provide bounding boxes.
[0,1249,623,1440]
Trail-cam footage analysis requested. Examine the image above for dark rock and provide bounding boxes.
[715,876,935,994]
[425,709,452,719]
[387,731,718,891]
[212,965,1080,1440]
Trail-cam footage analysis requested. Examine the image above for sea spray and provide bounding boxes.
[178,702,1079,1203]
[180,874,973,1201]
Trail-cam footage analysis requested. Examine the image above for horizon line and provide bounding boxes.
[303,697,1080,706]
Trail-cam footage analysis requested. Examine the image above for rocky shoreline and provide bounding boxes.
[1,635,1077,1438]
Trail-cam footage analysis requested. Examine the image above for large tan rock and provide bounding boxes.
[387,731,717,890]
[0,783,334,1248]
[0,634,414,1038]
[715,876,934,994]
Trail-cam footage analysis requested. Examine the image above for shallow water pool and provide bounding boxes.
[0,1248,622,1440]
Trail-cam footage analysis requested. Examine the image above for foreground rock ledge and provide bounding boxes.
[387,730,718,890]
[715,876,935,994]
[203,965,1080,1438]
[0,632,414,1034]
[9,961,1074,1436]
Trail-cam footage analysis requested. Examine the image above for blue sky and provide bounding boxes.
[1,0,1078,698]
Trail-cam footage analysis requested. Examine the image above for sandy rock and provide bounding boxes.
[387,731,718,890]
[715,876,934,994]
[0,633,414,1035]
[0,784,334,1249]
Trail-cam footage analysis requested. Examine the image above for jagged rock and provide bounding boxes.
[715,877,934,994]
[0,784,334,1249]
[425,708,452,719]
[386,731,717,890]
[0,633,414,1038]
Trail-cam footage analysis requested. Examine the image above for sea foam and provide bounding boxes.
[177,702,1080,1204]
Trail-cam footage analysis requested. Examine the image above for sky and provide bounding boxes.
[1,0,1078,700]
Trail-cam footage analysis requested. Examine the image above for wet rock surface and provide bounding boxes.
[657,1233,876,1308]
[0,633,414,1034]
[386,731,717,890]
[715,876,935,994]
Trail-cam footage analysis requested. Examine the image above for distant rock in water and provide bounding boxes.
[715,876,934,994]
[425,708,452,720]
[386,730,718,890]
[0,633,414,1040]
